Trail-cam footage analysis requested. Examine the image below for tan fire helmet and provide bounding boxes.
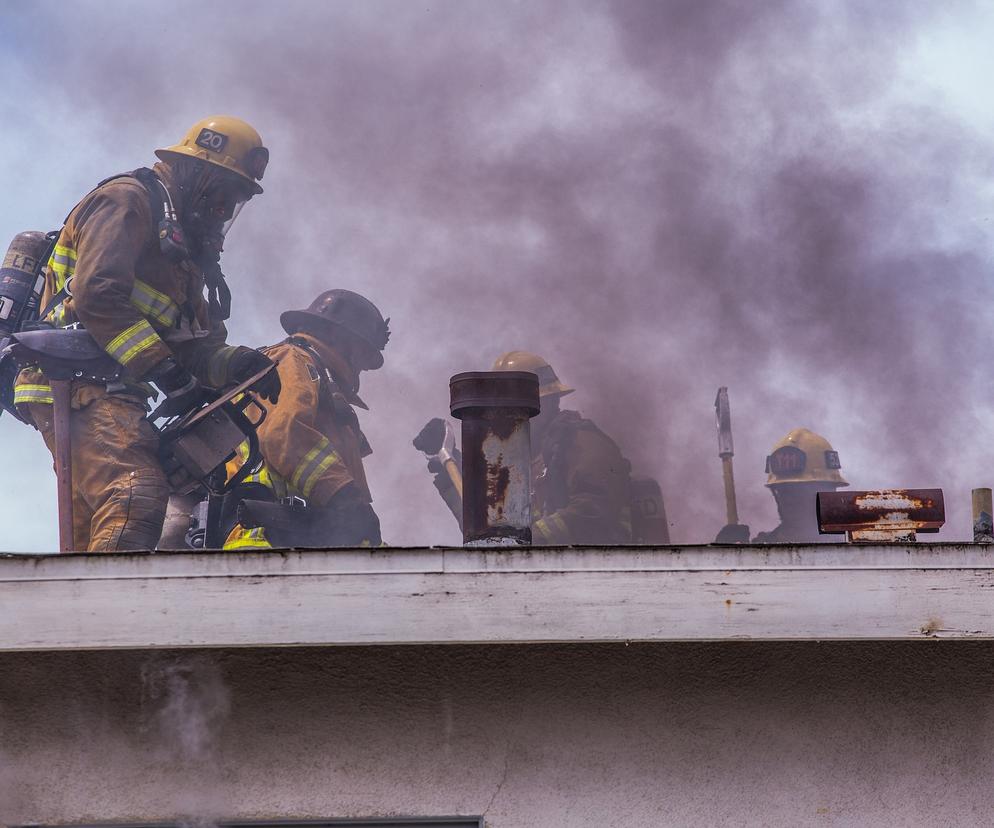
[492,351,574,398]
[765,428,849,488]
[155,115,269,195]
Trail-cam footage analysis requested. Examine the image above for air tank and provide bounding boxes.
[0,231,50,337]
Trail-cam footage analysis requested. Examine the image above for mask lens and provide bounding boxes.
[221,200,245,239]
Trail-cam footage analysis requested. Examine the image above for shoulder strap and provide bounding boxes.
[288,336,332,386]
[286,336,365,420]
[287,336,353,417]
[37,171,163,326]
[128,168,231,323]
[286,337,369,452]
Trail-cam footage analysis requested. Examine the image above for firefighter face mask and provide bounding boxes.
[181,166,254,261]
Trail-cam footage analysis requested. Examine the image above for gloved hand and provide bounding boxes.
[321,483,382,547]
[714,523,751,544]
[413,418,447,456]
[230,347,281,404]
[146,357,206,420]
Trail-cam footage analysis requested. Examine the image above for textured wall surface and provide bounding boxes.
[3,642,994,827]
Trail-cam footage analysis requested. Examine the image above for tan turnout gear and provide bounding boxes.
[16,168,241,388]
[765,428,849,488]
[492,351,574,398]
[155,115,269,194]
[491,350,631,544]
[230,335,373,507]
[23,390,169,550]
[530,411,633,545]
[222,334,379,550]
[15,124,267,551]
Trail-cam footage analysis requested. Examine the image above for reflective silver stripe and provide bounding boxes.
[13,383,54,405]
[105,319,161,365]
[47,302,69,327]
[290,437,340,498]
[130,280,180,327]
[49,245,77,290]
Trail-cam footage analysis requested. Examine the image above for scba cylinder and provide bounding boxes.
[0,231,50,337]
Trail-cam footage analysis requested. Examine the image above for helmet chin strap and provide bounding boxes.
[200,258,232,323]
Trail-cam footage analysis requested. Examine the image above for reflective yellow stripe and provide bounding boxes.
[106,319,161,365]
[533,519,554,544]
[130,279,181,328]
[548,513,570,538]
[47,302,69,327]
[290,437,340,498]
[244,465,274,488]
[13,383,54,405]
[236,440,272,487]
[533,513,570,544]
[49,245,76,290]
[229,439,289,499]
[223,525,273,550]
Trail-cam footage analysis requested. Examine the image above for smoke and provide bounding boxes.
[1,0,993,548]
[0,652,233,823]
[142,654,231,762]
[139,654,233,821]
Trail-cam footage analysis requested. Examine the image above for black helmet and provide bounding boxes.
[281,289,390,368]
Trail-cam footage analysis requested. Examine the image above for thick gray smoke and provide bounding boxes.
[1,0,992,549]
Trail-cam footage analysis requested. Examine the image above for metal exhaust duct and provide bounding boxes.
[449,370,539,546]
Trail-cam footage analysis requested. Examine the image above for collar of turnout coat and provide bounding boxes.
[286,332,369,410]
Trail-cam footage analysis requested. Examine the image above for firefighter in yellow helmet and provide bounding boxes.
[15,115,279,551]
[716,428,849,544]
[219,289,389,550]
[422,351,634,544]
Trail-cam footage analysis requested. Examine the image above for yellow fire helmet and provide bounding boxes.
[765,428,849,488]
[155,115,269,194]
[492,351,574,398]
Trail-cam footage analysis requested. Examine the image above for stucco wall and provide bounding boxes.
[3,642,994,827]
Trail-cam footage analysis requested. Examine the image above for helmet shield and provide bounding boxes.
[220,200,246,241]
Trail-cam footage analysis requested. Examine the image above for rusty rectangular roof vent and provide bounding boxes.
[817,488,944,542]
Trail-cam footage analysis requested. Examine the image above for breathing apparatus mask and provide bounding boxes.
[157,160,254,322]
[185,165,253,260]
[160,159,251,262]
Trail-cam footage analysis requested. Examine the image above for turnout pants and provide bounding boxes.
[23,385,169,551]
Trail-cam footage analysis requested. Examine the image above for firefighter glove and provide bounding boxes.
[715,523,751,544]
[230,347,281,404]
[327,484,382,546]
[146,357,206,420]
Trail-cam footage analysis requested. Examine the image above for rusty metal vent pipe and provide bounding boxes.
[449,371,539,546]
[817,488,944,542]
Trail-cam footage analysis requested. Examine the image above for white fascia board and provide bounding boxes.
[1,544,994,650]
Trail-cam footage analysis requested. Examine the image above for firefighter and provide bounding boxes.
[221,289,389,549]
[427,351,634,544]
[14,115,280,551]
[715,428,848,543]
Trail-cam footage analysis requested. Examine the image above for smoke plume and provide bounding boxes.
[1,0,992,547]
[139,654,233,820]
